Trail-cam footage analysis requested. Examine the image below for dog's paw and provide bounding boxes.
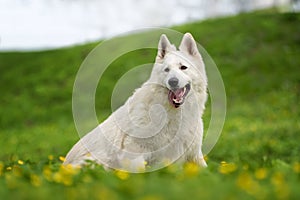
[117,154,146,172]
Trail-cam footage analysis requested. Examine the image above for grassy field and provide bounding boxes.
[0,10,300,199]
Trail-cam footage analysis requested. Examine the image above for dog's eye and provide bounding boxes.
[180,65,188,70]
[164,68,170,72]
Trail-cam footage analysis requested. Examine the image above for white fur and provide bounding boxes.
[64,33,208,172]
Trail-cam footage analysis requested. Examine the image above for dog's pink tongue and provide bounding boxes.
[174,88,185,99]
[168,88,184,105]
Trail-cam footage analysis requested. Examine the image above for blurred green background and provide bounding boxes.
[0,10,300,200]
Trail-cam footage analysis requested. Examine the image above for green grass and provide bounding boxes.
[1,10,300,199]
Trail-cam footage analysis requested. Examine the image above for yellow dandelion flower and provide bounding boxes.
[271,172,284,186]
[53,171,63,183]
[59,156,66,162]
[17,160,24,165]
[220,161,226,165]
[6,166,12,171]
[53,171,73,186]
[293,162,300,174]
[30,174,42,187]
[52,164,80,186]
[236,172,262,197]
[61,164,80,175]
[219,161,237,174]
[184,162,200,177]
[204,155,209,161]
[48,155,54,161]
[62,177,73,186]
[271,172,290,200]
[43,166,53,181]
[254,168,268,180]
[115,170,130,180]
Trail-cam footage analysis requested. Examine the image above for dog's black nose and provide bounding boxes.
[168,77,179,88]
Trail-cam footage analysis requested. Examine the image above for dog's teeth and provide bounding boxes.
[173,99,182,104]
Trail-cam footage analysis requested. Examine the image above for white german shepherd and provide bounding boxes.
[64,33,208,172]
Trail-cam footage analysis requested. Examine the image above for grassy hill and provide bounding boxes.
[0,11,300,199]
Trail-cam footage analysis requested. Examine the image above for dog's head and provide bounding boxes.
[149,33,207,108]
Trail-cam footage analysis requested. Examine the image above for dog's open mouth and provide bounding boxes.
[168,84,191,108]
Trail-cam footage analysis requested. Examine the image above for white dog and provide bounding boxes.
[64,33,208,172]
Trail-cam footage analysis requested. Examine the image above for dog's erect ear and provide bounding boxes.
[157,34,175,59]
[179,33,200,56]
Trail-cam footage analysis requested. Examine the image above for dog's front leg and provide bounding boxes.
[196,148,207,167]
[186,148,207,167]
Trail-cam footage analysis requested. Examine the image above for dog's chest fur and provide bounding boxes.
[114,84,203,162]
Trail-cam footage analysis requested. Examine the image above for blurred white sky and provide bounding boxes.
[0,0,294,51]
